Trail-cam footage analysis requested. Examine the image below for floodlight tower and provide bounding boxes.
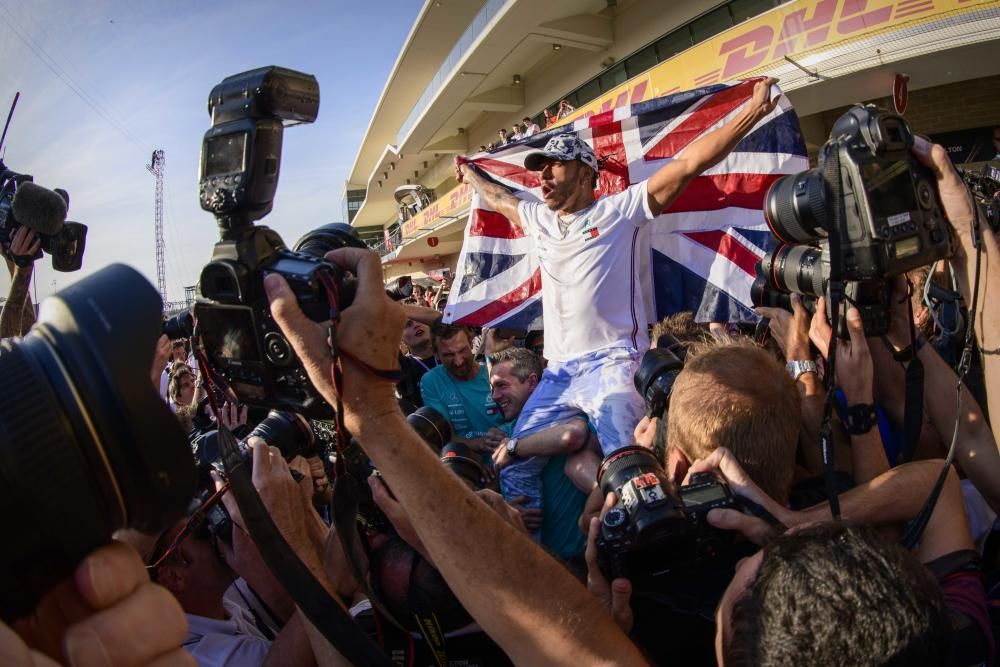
[146,149,167,303]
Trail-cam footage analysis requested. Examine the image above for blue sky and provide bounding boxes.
[0,0,420,303]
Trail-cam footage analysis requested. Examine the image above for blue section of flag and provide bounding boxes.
[651,248,757,323]
[459,252,527,294]
[733,110,809,157]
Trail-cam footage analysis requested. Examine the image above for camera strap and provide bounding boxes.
[216,424,392,666]
[819,145,844,519]
[897,285,926,464]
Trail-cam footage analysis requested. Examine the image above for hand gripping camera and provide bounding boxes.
[194,67,352,418]
[752,105,953,336]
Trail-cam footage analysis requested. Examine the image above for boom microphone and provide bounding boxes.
[11,181,67,236]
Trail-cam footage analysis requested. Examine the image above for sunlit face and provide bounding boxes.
[177,374,196,406]
[490,361,537,421]
[538,159,593,211]
[402,319,429,351]
[436,332,477,381]
[172,345,187,363]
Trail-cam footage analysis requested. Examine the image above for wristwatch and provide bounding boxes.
[505,437,519,458]
[843,403,878,435]
[786,359,820,381]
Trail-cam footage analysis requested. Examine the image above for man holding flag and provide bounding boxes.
[454,78,781,523]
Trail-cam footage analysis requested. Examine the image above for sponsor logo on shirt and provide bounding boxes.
[581,221,600,241]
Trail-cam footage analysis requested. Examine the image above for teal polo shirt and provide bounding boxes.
[419,364,504,439]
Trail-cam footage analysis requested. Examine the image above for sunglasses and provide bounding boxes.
[146,482,229,571]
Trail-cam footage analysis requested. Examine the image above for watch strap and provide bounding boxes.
[786,359,819,381]
[843,403,878,435]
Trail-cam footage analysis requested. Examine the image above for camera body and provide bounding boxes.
[194,67,351,418]
[755,105,953,336]
[595,447,744,586]
[0,164,87,272]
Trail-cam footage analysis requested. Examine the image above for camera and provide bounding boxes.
[440,442,489,490]
[753,105,953,336]
[633,334,685,417]
[0,264,196,621]
[595,446,745,588]
[163,309,194,340]
[0,163,88,272]
[959,164,999,233]
[194,409,324,478]
[193,66,353,418]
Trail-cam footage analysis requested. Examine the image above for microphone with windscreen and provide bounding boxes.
[0,172,87,271]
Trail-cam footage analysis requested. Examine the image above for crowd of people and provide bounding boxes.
[477,100,575,153]
[3,77,1000,666]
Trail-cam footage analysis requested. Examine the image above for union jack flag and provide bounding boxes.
[442,79,809,330]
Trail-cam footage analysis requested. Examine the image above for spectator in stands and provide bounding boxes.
[420,324,506,456]
[544,108,557,127]
[523,116,540,136]
[557,99,575,119]
[479,144,488,152]
[511,124,524,141]
[488,347,595,558]
[497,128,510,145]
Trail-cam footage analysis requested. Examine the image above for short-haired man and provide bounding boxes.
[490,346,595,556]
[420,325,506,455]
[497,128,510,145]
[523,116,540,137]
[396,316,438,414]
[456,79,780,512]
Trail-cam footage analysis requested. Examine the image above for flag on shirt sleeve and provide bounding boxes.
[442,79,809,330]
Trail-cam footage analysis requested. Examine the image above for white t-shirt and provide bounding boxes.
[518,181,655,363]
[183,598,271,667]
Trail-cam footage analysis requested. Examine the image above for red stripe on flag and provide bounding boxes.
[455,268,542,326]
[588,110,615,128]
[469,209,525,239]
[645,81,755,160]
[472,157,541,190]
[666,172,781,213]
[684,230,761,277]
[591,120,631,197]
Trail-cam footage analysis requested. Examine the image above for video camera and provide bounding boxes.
[752,105,953,336]
[193,66,355,418]
[0,163,87,272]
[959,163,999,232]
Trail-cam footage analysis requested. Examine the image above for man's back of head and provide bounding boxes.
[722,522,951,666]
[667,336,799,502]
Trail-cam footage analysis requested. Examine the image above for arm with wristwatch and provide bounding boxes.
[493,417,591,471]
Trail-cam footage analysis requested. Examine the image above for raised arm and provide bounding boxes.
[456,161,523,227]
[645,77,779,216]
[0,227,40,338]
[265,249,644,666]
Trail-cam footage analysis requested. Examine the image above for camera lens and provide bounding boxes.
[760,244,826,297]
[764,169,829,244]
[264,332,293,365]
[293,223,367,257]
[163,309,194,340]
[406,406,452,454]
[0,264,196,621]
[633,346,684,417]
[248,410,315,461]
[440,443,487,490]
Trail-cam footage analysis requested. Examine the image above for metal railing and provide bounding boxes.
[396,0,509,146]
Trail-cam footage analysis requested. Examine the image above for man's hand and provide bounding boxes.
[7,226,40,264]
[633,415,659,451]
[265,248,405,424]
[493,439,514,471]
[912,137,976,251]
[217,402,248,432]
[809,301,874,404]
[249,437,314,554]
[584,494,633,635]
[507,495,543,533]
[370,475,432,563]
[484,427,507,451]
[746,77,780,122]
[756,292,812,361]
[151,334,171,390]
[7,541,193,667]
[454,158,468,185]
[687,448,787,546]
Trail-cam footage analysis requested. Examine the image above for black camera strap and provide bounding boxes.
[216,424,392,666]
[819,145,844,519]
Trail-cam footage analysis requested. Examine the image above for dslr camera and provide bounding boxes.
[0,163,87,272]
[194,66,353,418]
[752,105,953,336]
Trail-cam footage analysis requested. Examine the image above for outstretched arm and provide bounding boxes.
[645,77,779,216]
[456,162,523,228]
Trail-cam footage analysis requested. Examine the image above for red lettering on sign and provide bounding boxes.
[629,80,649,104]
[719,26,774,79]
[837,0,893,35]
[772,0,838,59]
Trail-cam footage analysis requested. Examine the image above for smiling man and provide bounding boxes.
[456,79,780,517]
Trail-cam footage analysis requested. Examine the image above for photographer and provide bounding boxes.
[1,541,193,667]
[263,248,644,665]
[691,447,992,666]
[0,225,39,338]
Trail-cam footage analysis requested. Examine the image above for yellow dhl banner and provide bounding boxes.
[401,182,473,239]
[557,0,996,127]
